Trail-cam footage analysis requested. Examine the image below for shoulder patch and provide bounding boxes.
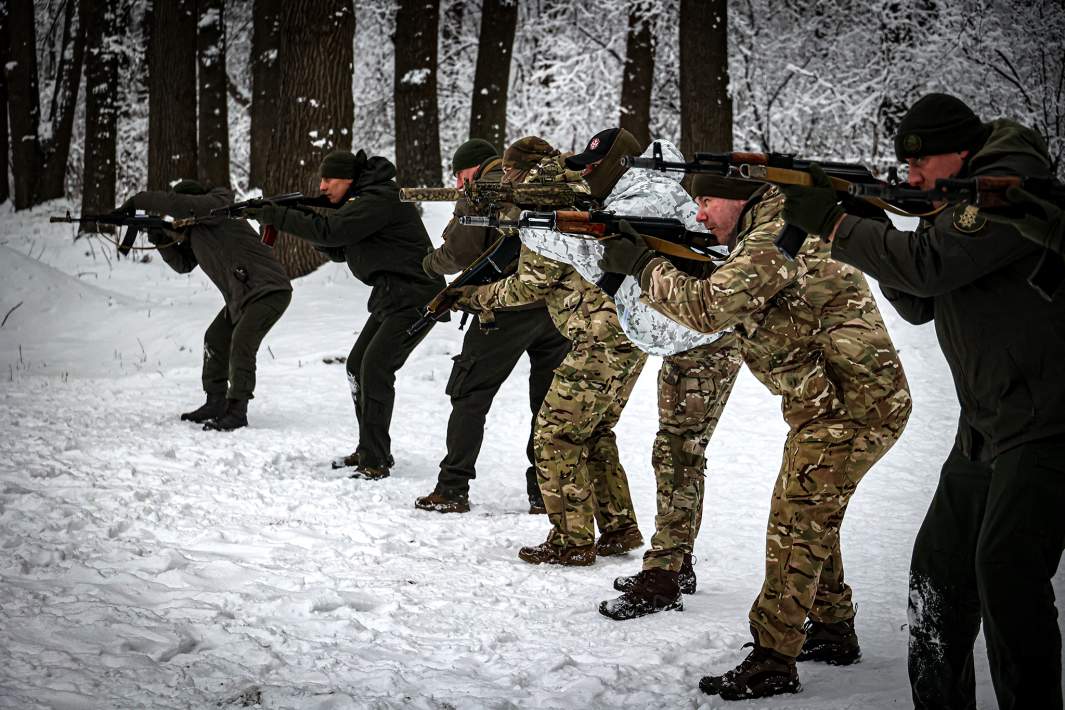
[951,204,987,234]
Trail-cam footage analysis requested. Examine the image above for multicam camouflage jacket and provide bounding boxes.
[639,187,910,430]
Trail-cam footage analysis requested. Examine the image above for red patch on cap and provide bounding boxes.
[590,138,600,150]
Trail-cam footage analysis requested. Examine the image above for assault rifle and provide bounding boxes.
[400,181,595,212]
[848,175,1065,212]
[206,192,330,246]
[407,233,523,337]
[50,211,188,256]
[460,210,728,296]
[623,142,927,259]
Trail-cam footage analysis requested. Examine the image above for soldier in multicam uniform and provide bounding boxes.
[413,139,570,515]
[560,128,745,617]
[456,136,647,566]
[600,177,912,700]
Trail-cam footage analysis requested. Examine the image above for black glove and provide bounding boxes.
[243,204,287,226]
[599,220,655,277]
[780,164,845,238]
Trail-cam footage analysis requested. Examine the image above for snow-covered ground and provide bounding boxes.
[1,201,1061,709]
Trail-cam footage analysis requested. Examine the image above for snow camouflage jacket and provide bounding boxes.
[640,187,912,432]
[517,140,727,356]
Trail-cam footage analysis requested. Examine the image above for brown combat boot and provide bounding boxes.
[349,465,390,481]
[699,642,801,701]
[518,540,596,566]
[596,526,644,556]
[414,486,471,513]
[599,568,683,620]
[796,618,862,665]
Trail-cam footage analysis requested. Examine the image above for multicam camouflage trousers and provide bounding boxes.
[643,336,743,572]
[534,339,647,548]
[749,407,910,657]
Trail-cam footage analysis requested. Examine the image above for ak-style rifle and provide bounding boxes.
[206,192,331,246]
[407,233,523,337]
[624,142,932,259]
[400,181,595,212]
[460,210,728,296]
[849,175,1065,211]
[50,211,188,256]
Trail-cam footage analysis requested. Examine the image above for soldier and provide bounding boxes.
[124,179,292,431]
[456,136,646,566]
[780,93,1065,710]
[247,150,444,480]
[600,177,912,700]
[562,127,745,617]
[414,139,570,515]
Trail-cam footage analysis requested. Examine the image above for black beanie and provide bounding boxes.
[690,174,762,200]
[320,149,368,179]
[451,139,498,174]
[895,93,988,161]
[171,179,207,195]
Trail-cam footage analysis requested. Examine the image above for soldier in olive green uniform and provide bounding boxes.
[127,179,292,431]
[248,150,444,480]
[600,179,911,700]
[781,94,1065,710]
[458,137,646,566]
[414,139,570,515]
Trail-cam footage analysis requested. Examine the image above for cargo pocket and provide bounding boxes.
[445,354,477,397]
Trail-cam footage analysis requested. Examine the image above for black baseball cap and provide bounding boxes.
[564,128,620,169]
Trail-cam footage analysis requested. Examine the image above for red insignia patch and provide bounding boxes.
[590,138,600,149]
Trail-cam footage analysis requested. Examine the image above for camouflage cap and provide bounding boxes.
[894,93,988,161]
[503,136,560,171]
[690,174,761,200]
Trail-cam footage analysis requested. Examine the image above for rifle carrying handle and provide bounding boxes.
[596,272,626,298]
[774,223,808,261]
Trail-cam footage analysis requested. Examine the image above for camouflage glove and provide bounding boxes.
[984,186,1064,255]
[780,164,844,238]
[599,220,655,276]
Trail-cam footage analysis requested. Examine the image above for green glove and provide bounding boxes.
[984,186,1064,255]
[780,164,845,238]
[599,220,655,277]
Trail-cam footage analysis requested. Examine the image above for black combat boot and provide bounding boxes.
[596,526,644,556]
[796,618,862,665]
[415,485,470,513]
[528,492,547,515]
[181,393,226,423]
[518,540,596,566]
[599,568,683,620]
[615,554,697,595]
[203,399,248,431]
[332,452,395,470]
[699,642,801,701]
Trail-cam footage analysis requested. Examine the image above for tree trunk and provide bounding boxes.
[197,0,230,189]
[679,0,732,156]
[619,2,655,148]
[38,0,86,201]
[393,0,442,187]
[81,0,121,220]
[264,0,355,278]
[5,0,44,209]
[468,0,517,154]
[148,0,197,190]
[249,0,283,190]
[0,2,10,205]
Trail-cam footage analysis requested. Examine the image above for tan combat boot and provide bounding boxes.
[518,540,596,566]
[595,526,644,556]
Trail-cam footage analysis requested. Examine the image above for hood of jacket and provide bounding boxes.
[968,119,1052,178]
[606,139,688,204]
[354,155,398,190]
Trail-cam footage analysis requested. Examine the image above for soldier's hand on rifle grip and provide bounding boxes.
[447,285,480,311]
[599,220,655,278]
[780,164,845,240]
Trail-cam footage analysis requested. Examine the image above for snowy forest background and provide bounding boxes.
[2,0,1064,274]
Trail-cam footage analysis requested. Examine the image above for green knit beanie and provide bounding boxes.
[690,174,762,200]
[319,149,368,179]
[895,93,989,161]
[171,179,207,195]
